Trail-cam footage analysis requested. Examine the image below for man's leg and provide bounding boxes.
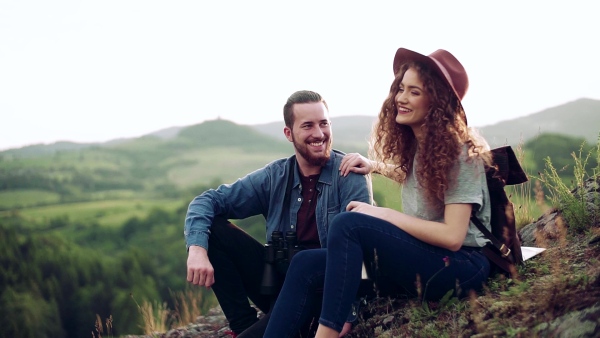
[207,216,270,334]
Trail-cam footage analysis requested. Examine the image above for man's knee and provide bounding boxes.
[207,217,238,260]
[207,217,263,268]
[209,216,233,238]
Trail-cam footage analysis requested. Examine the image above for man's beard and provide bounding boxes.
[292,135,332,167]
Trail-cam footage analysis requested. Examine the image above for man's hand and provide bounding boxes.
[186,246,215,288]
[340,153,372,176]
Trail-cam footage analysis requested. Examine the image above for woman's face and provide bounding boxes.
[394,67,430,137]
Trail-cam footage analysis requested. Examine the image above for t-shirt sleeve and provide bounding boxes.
[444,151,487,213]
[445,150,491,247]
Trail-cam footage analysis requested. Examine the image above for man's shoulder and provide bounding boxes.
[326,149,367,181]
[328,149,346,165]
[259,155,295,174]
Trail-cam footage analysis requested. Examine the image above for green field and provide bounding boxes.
[0,189,61,209]
[168,147,289,187]
[3,198,186,228]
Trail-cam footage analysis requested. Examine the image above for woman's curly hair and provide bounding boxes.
[369,61,490,204]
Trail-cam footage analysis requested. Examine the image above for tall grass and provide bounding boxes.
[170,288,210,327]
[507,142,538,228]
[537,135,600,233]
[131,294,171,335]
[92,314,113,338]
[131,287,214,335]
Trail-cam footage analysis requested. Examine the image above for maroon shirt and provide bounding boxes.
[296,173,321,249]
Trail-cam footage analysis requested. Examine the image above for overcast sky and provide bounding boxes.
[1,0,598,151]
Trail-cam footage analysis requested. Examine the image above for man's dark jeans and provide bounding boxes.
[207,217,318,337]
[207,217,274,334]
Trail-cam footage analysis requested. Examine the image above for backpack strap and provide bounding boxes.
[471,216,512,259]
[481,245,513,274]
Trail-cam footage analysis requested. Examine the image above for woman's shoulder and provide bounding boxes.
[458,137,492,165]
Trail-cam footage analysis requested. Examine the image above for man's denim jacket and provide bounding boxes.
[184,149,373,250]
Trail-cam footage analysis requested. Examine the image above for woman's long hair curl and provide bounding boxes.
[369,61,490,204]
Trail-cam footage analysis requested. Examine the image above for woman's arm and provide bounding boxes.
[346,201,471,251]
[340,153,401,180]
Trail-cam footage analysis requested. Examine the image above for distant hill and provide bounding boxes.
[0,141,102,158]
[146,126,184,139]
[174,118,288,151]
[0,119,289,159]
[478,98,600,148]
[1,98,598,158]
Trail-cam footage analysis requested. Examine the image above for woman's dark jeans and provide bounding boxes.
[264,212,490,336]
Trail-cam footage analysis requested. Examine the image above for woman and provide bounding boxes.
[264,47,493,338]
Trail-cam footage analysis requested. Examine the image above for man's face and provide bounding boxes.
[285,102,332,168]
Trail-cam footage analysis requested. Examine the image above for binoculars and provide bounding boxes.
[260,231,302,296]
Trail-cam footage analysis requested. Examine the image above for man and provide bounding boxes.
[185,90,372,337]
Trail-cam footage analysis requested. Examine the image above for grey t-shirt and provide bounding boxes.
[401,147,491,247]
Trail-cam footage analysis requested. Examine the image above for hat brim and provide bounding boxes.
[393,48,438,77]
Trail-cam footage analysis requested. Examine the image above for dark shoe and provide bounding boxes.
[237,312,270,338]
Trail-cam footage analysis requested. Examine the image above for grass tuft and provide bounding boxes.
[129,287,213,336]
[538,137,600,233]
[92,314,113,338]
[131,293,170,335]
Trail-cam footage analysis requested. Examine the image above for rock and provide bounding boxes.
[519,209,560,246]
[534,303,600,337]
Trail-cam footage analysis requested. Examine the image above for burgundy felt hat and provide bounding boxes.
[393,48,469,101]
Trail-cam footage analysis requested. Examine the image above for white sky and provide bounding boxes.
[1,0,599,151]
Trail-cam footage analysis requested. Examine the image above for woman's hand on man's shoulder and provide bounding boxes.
[340,153,372,176]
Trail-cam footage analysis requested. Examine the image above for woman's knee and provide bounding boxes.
[328,212,367,242]
[287,250,326,278]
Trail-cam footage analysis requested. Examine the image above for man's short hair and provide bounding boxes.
[283,90,329,128]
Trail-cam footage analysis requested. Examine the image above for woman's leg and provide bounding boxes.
[263,249,327,338]
[318,212,490,333]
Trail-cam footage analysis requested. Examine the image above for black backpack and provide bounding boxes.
[470,146,529,275]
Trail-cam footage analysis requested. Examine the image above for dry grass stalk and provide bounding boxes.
[139,300,170,335]
[170,288,204,327]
